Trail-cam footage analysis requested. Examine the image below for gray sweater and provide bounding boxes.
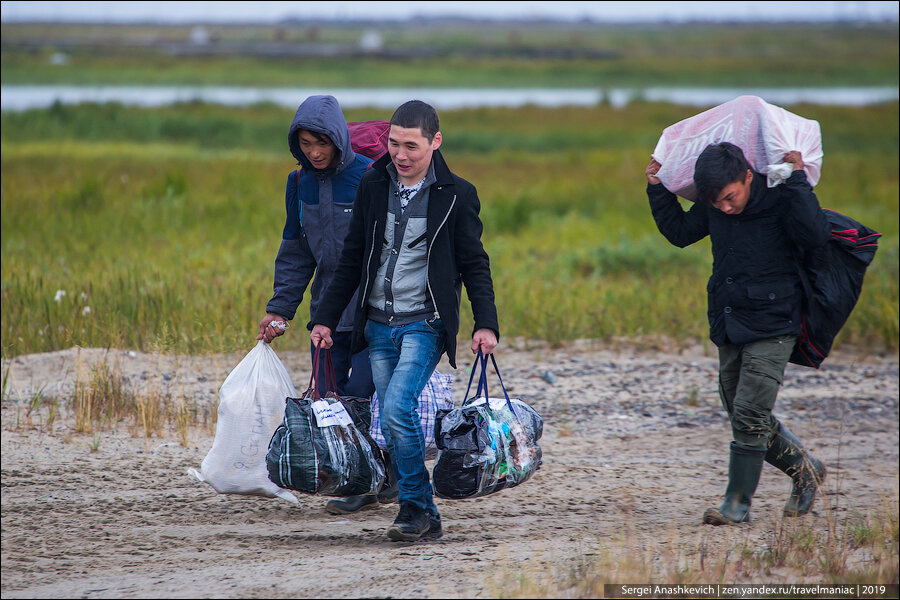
[367,162,438,326]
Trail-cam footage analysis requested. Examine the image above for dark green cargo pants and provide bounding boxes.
[718,335,796,451]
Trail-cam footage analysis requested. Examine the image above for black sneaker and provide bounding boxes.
[387,503,433,541]
[325,494,378,515]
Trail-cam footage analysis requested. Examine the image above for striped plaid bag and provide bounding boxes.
[266,348,385,496]
[369,370,453,459]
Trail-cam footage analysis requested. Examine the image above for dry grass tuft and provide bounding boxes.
[486,485,899,597]
[72,351,135,433]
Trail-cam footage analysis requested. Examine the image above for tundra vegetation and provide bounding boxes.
[2,101,897,357]
[2,22,896,358]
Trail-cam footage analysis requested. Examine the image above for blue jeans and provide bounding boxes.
[365,318,445,515]
[310,331,375,399]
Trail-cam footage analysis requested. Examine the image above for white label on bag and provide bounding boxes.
[311,400,353,427]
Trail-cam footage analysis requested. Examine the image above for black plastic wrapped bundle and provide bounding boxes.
[433,351,542,500]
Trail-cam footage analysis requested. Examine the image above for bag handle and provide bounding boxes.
[306,343,324,399]
[486,352,518,419]
[463,350,518,421]
[463,349,489,404]
[307,342,340,399]
[487,353,514,407]
[322,348,340,396]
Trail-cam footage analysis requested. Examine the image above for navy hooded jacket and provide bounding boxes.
[265,95,373,331]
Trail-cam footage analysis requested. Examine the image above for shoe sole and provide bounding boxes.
[387,527,427,541]
[325,501,379,516]
[386,526,442,542]
[702,507,749,525]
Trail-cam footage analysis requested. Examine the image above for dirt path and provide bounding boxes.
[2,342,898,598]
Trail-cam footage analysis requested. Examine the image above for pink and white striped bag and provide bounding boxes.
[652,95,823,201]
[369,370,453,459]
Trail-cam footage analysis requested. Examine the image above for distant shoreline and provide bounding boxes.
[2,85,898,112]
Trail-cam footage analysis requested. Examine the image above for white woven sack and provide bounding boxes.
[188,340,298,503]
[652,95,822,201]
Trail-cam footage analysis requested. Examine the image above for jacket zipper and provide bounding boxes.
[426,193,456,319]
[361,220,378,308]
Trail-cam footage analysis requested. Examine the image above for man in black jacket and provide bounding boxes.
[312,100,500,541]
[646,142,830,525]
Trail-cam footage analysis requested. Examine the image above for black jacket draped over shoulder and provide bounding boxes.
[647,170,831,347]
[312,149,499,368]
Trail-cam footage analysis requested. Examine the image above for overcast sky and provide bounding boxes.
[2,1,898,23]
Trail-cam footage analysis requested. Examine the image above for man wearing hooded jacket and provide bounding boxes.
[259,95,398,511]
[646,142,830,525]
[259,94,375,399]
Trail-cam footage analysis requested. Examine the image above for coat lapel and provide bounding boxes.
[426,150,456,244]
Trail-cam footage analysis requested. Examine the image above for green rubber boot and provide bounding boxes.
[766,424,826,516]
[703,442,766,525]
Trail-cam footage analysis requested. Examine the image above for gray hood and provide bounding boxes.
[288,95,356,173]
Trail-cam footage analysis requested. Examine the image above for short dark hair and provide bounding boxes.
[694,142,751,205]
[390,100,439,141]
[298,128,332,145]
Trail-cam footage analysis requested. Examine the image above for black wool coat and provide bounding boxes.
[312,149,499,368]
[647,170,831,347]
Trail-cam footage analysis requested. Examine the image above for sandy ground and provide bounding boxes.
[2,340,898,598]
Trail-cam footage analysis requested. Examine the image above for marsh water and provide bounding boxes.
[2,85,897,111]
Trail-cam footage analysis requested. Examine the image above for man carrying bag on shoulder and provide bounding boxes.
[646,143,831,525]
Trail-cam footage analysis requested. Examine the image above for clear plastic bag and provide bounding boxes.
[451,396,541,486]
[432,352,543,500]
[652,95,823,200]
[188,340,298,504]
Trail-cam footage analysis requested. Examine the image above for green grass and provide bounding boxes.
[2,101,897,357]
[1,22,897,87]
